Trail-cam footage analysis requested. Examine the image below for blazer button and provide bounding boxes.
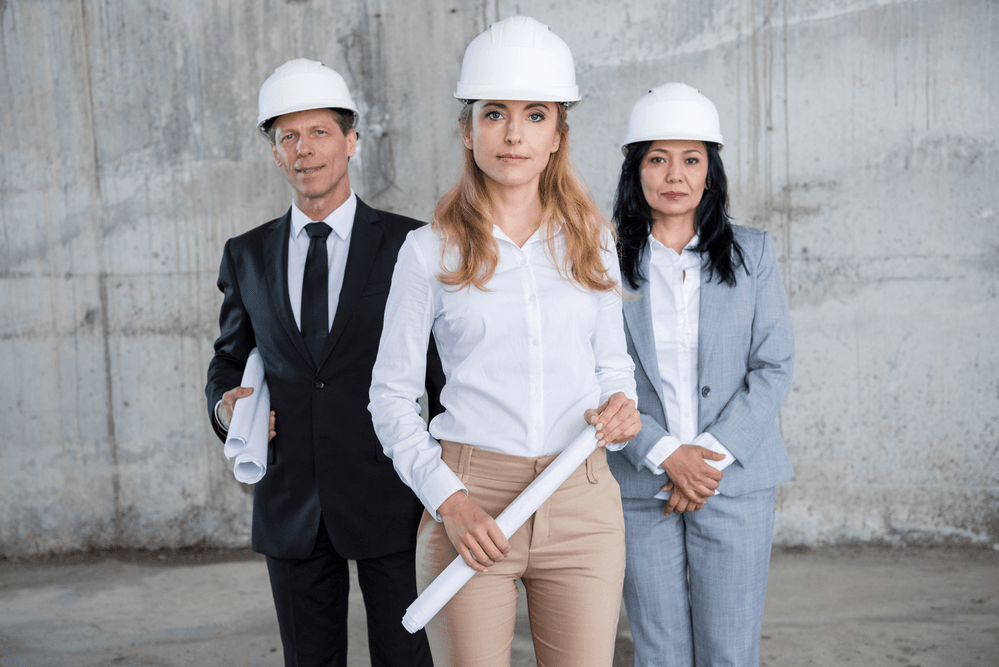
[701,386,710,397]
[314,380,324,389]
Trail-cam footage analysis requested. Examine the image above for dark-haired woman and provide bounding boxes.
[606,83,795,667]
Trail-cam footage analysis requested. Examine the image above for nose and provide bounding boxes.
[505,117,522,144]
[296,136,313,157]
[665,159,682,182]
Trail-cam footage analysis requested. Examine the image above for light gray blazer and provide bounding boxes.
[608,225,795,498]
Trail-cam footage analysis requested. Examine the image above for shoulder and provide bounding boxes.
[225,211,289,253]
[357,198,427,236]
[730,223,767,247]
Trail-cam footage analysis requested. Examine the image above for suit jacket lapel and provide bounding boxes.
[623,245,668,415]
[263,210,313,367]
[697,261,720,383]
[317,198,383,368]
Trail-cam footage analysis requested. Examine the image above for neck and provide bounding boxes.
[650,214,696,255]
[294,188,350,223]
[483,177,544,247]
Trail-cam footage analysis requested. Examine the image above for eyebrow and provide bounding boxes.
[647,148,704,156]
[481,102,552,111]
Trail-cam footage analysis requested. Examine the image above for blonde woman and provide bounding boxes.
[369,16,640,667]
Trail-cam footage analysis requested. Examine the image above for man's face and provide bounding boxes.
[271,108,356,210]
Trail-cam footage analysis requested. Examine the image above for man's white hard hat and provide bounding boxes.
[257,59,358,138]
[455,16,580,108]
[621,83,724,154]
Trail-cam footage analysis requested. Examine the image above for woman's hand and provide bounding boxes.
[662,481,706,514]
[660,445,724,502]
[583,392,641,447]
[437,491,510,572]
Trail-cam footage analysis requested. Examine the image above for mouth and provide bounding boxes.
[499,154,528,160]
[662,191,686,200]
[297,166,324,175]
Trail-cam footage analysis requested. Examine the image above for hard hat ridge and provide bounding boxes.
[455,16,581,108]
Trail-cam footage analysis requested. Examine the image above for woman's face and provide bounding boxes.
[639,139,709,226]
[462,100,561,190]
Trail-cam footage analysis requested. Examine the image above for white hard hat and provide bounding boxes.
[454,16,580,107]
[257,59,358,137]
[621,83,724,154]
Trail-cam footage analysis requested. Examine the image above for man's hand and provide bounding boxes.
[661,445,725,503]
[219,386,277,442]
[583,392,641,447]
[437,491,510,572]
[219,386,254,431]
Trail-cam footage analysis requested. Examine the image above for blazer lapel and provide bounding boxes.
[262,210,313,367]
[317,198,383,368]
[623,245,668,413]
[697,263,720,384]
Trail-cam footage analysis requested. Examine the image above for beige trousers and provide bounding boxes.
[416,441,626,667]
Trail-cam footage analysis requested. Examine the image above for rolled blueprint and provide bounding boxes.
[401,425,599,633]
[223,348,271,484]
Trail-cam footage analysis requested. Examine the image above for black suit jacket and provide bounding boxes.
[206,198,444,560]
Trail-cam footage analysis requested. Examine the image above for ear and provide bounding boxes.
[272,143,281,166]
[460,119,474,151]
[345,128,358,158]
[550,129,561,155]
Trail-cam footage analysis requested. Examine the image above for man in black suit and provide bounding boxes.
[205,59,440,667]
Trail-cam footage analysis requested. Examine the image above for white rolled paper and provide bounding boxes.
[223,348,271,484]
[401,425,599,633]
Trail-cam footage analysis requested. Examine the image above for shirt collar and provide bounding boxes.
[491,222,560,247]
[650,233,701,269]
[290,190,357,242]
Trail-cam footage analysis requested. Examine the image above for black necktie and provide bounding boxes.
[302,222,333,365]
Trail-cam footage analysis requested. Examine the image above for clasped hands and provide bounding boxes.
[660,444,726,515]
[439,392,640,572]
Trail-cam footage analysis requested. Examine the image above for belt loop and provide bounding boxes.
[457,444,474,483]
[585,454,597,484]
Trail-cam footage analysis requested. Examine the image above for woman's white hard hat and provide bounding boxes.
[257,59,358,138]
[455,16,580,107]
[621,83,724,154]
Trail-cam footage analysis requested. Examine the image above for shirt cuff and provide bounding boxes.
[644,435,683,474]
[214,399,228,433]
[423,465,468,523]
[692,432,735,472]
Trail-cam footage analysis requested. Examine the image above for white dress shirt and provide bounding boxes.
[369,224,637,518]
[288,192,357,331]
[643,235,734,498]
[214,192,357,428]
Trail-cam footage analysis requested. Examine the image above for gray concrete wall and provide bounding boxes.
[1,0,996,557]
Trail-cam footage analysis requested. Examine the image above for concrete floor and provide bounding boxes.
[0,546,996,667]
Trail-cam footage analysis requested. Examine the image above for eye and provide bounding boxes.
[280,133,295,142]
[685,157,700,164]
[316,129,327,135]
[485,110,503,120]
[648,156,665,164]
[528,112,545,122]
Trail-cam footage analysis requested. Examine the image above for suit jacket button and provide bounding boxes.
[314,380,324,389]
[701,386,710,397]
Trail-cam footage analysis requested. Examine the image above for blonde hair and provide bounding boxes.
[431,103,616,292]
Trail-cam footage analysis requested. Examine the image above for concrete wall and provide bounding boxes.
[1,0,996,557]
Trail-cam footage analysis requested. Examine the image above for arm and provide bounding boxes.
[205,239,257,442]
[703,232,794,464]
[368,236,465,519]
[586,241,640,447]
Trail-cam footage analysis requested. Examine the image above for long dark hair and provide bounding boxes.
[614,140,745,290]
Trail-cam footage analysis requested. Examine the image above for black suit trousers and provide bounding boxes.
[266,519,433,667]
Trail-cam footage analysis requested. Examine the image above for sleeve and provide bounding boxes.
[205,239,255,443]
[703,232,794,465]
[692,431,735,472]
[643,435,683,474]
[593,239,639,406]
[368,234,465,520]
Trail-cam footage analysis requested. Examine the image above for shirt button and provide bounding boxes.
[314,380,324,389]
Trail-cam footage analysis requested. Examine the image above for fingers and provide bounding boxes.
[439,493,510,572]
[587,393,640,446]
[268,411,276,442]
[697,446,727,462]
